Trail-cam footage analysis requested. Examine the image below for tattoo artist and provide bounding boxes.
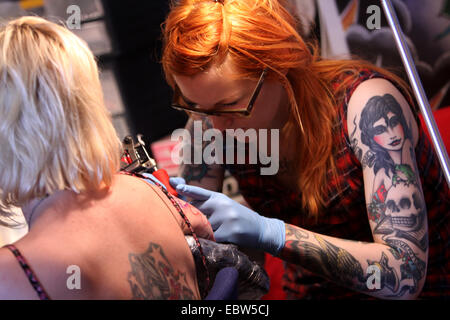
[163,0,449,299]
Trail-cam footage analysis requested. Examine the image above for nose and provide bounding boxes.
[209,116,234,132]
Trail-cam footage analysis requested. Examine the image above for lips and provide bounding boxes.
[389,139,401,147]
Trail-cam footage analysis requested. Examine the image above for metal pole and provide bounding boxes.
[381,0,450,187]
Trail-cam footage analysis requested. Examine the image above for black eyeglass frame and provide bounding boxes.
[171,68,268,117]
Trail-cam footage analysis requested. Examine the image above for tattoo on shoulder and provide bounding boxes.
[127,242,195,300]
[350,116,375,169]
[350,116,364,162]
[359,94,413,175]
[358,94,428,251]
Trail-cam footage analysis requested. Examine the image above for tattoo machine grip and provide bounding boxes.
[153,169,178,196]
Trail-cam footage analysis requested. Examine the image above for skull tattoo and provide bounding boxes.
[377,182,428,252]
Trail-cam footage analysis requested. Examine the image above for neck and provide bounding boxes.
[24,190,68,229]
[24,196,49,229]
[24,184,112,229]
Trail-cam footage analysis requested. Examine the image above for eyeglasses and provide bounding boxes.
[171,68,268,118]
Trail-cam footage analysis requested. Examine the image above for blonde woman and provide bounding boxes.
[164,0,449,299]
[0,16,213,300]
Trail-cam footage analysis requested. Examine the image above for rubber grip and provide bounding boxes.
[153,169,178,196]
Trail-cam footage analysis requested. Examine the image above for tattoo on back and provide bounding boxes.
[127,242,195,300]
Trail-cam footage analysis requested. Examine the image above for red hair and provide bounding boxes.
[162,0,412,217]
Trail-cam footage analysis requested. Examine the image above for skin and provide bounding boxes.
[0,174,213,299]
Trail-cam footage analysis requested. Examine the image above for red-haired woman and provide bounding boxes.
[164,0,449,299]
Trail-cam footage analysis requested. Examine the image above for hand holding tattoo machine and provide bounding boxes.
[381,0,450,187]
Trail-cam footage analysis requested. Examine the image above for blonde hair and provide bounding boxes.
[0,16,122,220]
[162,0,412,217]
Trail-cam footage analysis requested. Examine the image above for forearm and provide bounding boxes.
[278,224,427,299]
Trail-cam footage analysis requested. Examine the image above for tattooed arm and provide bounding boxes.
[279,224,426,299]
[178,117,225,192]
[279,79,428,299]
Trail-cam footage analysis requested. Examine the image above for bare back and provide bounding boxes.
[0,174,201,299]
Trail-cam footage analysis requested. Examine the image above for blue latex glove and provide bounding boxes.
[169,177,187,188]
[170,181,286,256]
[169,177,187,201]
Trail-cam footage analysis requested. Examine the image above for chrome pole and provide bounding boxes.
[381,0,450,187]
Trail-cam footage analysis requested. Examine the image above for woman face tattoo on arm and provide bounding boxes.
[359,94,412,177]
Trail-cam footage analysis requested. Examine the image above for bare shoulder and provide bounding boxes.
[116,173,214,240]
[114,174,179,214]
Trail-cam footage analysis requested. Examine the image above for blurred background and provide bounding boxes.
[0,0,449,245]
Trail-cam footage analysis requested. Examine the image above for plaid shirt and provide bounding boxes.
[225,69,450,299]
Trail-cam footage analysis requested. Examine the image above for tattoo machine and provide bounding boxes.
[120,134,178,196]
